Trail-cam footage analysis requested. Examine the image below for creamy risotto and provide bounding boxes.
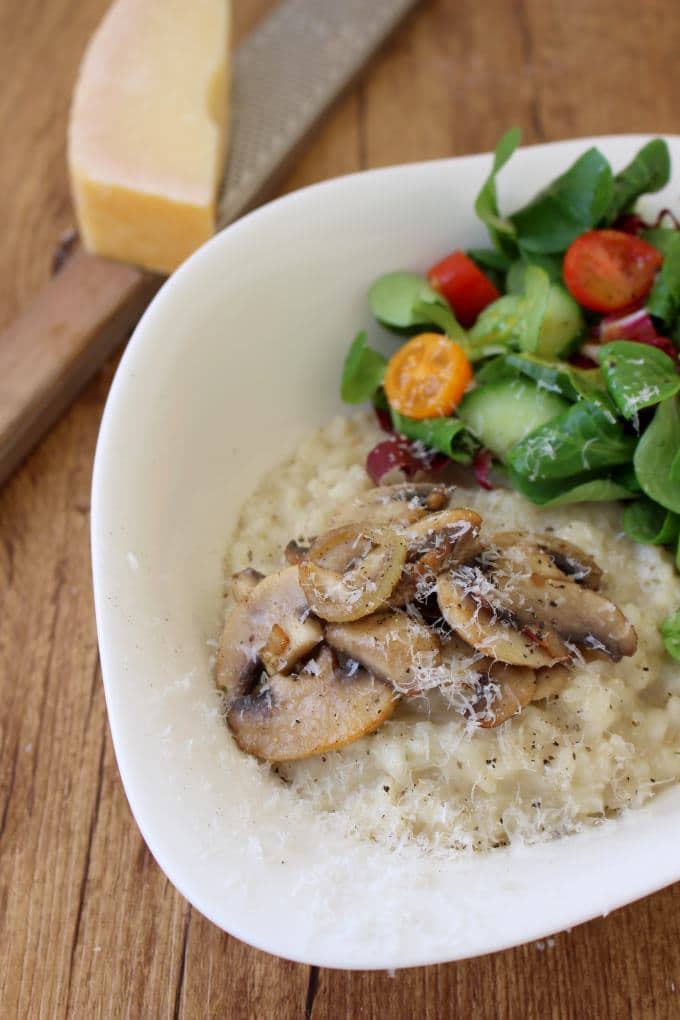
[222,411,680,852]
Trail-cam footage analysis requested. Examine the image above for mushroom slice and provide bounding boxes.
[230,568,264,603]
[325,610,442,695]
[436,570,569,668]
[390,508,482,604]
[490,532,602,589]
[533,663,570,701]
[468,662,537,728]
[332,483,453,528]
[299,524,407,622]
[215,566,323,702]
[284,539,311,565]
[503,574,637,661]
[227,645,396,761]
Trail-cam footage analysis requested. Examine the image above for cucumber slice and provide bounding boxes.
[459,378,570,459]
[538,283,584,358]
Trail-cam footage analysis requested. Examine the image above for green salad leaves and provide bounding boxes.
[339,132,680,652]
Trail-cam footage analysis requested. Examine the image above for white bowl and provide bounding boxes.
[92,135,680,969]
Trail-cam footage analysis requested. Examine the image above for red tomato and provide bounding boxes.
[563,230,663,313]
[427,250,500,327]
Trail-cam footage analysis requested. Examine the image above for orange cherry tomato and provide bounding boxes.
[563,230,663,313]
[427,250,500,327]
[384,332,473,419]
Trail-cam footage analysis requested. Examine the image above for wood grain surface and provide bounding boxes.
[1,1,680,1017]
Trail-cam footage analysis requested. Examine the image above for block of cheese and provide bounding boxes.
[68,0,231,275]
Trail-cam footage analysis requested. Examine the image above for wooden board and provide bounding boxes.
[1,0,680,1017]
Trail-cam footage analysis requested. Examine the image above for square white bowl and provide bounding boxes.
[92,135,680,969]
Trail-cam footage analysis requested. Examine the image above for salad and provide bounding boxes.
[341,130,680,660]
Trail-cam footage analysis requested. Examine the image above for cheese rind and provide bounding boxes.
[68,0,231,274]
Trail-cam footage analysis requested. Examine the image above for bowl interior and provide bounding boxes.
[92,135,680,969]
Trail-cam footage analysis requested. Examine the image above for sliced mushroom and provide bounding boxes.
[284,539,311,565]
[436,569,569,668]
[216,566,323,702]
[299,523,407,622]
[533,662,570,701]
[390,508,482,605]
[325,610,442,695]
[468,661,537,728]
[230,567,264,603]
[331,483,453,529]
[489,532,602,589]
[227,645,396,761]
[500,574,637,661]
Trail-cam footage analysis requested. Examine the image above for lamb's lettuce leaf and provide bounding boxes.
[506,469,634,507]
[622,497,680,545]
[510,148,613,254]
[661,608,680,661]
[341,331,386,404]
[633,396,680,513]
[474,127,521,256]
[605,138,671,221]
[600,340,680,419]
[390,410,472,462]
[647,232,680,327]
[508,402,635,481]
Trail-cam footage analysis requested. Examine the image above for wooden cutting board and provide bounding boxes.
[3,1,680,1018]
[0,0,418,489]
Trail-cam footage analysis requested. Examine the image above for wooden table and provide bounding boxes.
[2,1,680,1016]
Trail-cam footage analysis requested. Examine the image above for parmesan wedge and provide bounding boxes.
[68,0,231,274]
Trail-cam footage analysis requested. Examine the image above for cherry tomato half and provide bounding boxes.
[563,230,663,313]
[427,250,500,327]
[384,332,472,419]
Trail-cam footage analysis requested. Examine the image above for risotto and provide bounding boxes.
[221,411,680,852]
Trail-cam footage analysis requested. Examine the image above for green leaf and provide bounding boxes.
[468,266,551,354]
[517,251,565,283]
[599,340,680,419]
[474,355,519,385]
[368,272,447,332]
[507,468,634,507]
[518,267,551,353]
[469,294,522,348]
[508,401,636,481]
[661,608,680,661]
[613,463,643,493]
[467,248,512,273]
[633,395,680,513]
[605,139,671,221]
[510,148,614,254]
[390,410,472,462]
[340,331,386,404]
[504,352,615,412]
[647,232,680,326]
[411,297,467,343]
[474,127,521,254]
[622,497,680,545]
[641,227,680,258]
[671,447,680,484]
